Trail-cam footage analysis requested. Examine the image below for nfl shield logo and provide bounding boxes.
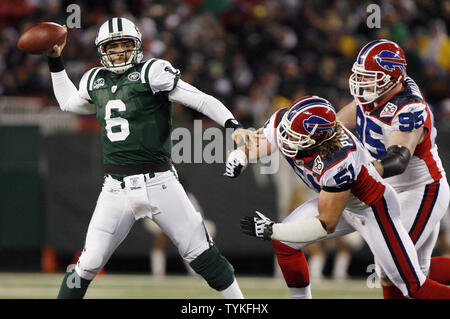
[313,155,324,175]
[130,177,139,187]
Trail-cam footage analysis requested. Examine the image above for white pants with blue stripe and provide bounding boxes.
[279,184,427,297]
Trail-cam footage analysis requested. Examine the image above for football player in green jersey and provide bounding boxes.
[47,18,244,299]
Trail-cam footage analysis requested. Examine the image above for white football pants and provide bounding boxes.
[375,176,450,279]
[75,169,212,280]
[279,184,427,297]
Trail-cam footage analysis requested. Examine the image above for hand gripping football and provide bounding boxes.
[17,22,67,54]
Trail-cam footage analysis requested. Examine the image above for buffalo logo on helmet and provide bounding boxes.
[303,115,335,137]
[277,96,337,157]
[375,50,406,72]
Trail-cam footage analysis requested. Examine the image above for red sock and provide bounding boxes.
[382,284,408,299]
[272,240,309,287]
[429,256,450,285]
[412,278,450,299]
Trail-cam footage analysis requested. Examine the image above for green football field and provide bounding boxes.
[0,272,382,299]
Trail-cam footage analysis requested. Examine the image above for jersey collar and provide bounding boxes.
[293,150,318,163]
[365,82,406,114]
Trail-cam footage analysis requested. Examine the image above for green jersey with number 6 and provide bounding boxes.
[81,58,180,165]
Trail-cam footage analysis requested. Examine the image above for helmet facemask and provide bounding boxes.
[349,62,401,104]
[95,17,144,74]
[277,112,336,157]
[97,37,143,74]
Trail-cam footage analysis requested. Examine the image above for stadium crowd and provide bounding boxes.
[1,0,449,129]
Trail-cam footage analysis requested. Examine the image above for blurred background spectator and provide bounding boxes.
[1,0,448,129]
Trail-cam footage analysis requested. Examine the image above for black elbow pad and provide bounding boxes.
[379,145,411,178]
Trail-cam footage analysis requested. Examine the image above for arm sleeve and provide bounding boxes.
[50,69,96,115]
[271,217,328,243]
[168,79,235,127]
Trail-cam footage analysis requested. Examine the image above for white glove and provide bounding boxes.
[224,149,248,178]
[240,211,274,240]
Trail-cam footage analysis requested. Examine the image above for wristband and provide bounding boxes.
[48,56,65,72]
[224,119,242,130]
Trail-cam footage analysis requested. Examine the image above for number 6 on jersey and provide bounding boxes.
[105,99,130,142]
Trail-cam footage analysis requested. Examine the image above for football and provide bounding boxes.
[17,22,67,55]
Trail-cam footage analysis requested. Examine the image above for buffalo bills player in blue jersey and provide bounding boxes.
[338,39,450,298]
[225,96,450,299]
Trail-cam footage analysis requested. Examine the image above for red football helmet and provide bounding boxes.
[277,96,337,157]
[349,39,407,104]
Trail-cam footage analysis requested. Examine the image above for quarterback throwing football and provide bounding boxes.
[226,96,450,299]
[47,18,244,299]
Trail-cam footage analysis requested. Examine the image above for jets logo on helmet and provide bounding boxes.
[349,39,407,105]
[375,50,407,72]
[277,96,337,157]
[95,17,144,74]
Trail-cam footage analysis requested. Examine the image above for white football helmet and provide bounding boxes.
[95,17,144,74]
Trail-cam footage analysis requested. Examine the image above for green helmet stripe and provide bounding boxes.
[117,17,123,32]
[108,19,114,33]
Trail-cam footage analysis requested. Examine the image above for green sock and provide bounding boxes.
[57,267,92,299]
[190,245,235,291]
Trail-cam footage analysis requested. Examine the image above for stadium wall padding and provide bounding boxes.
[0,126,44,249]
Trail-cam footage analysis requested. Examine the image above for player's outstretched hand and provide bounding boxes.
[232,128,253,146]
[224,149,248,178]
[240,211,274,240]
